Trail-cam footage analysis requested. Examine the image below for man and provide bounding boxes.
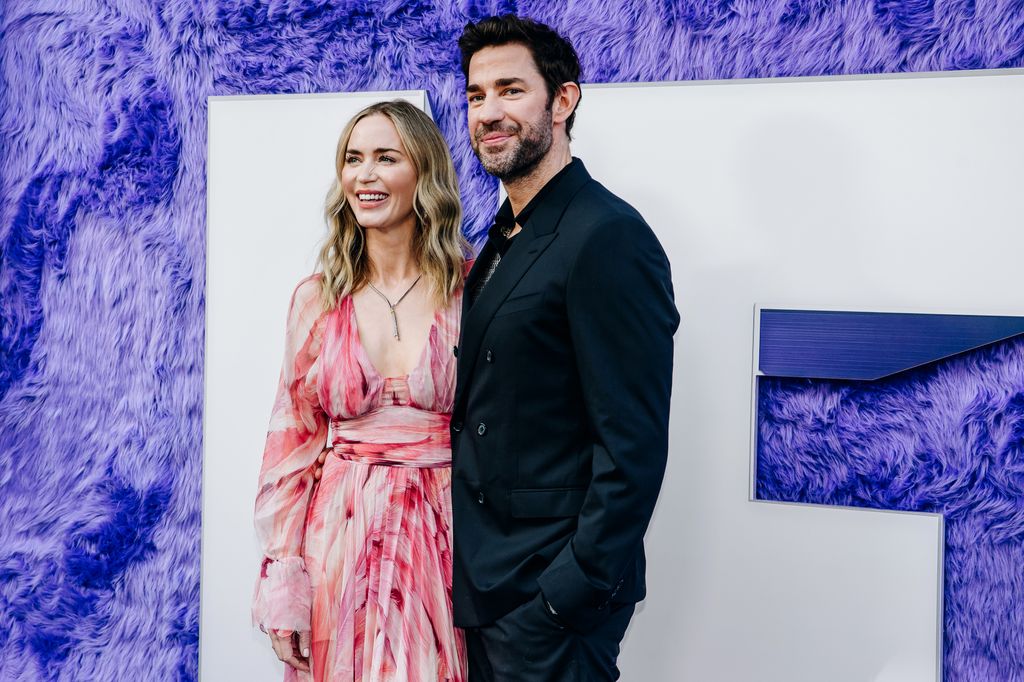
[452,15,679,681]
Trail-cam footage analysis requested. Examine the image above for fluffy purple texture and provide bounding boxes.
[758,335,1024,681]
[0,0,1021,679]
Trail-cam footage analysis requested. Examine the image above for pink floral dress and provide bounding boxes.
[252,275,467,682]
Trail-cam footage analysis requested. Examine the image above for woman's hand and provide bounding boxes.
[269,629,311,672]
[312,446,330,482]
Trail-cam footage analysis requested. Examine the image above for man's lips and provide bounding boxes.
[480,132,513,145]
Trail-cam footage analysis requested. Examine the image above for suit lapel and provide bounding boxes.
[455,226,557,408]
[455,161,593,410]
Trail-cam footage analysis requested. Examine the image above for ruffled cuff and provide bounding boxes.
[251,557,312,632]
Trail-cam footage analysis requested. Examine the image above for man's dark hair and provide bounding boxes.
[458,15,582,138]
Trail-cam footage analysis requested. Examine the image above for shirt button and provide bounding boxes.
[485,349,494,363]
[477,491,485,504]
[477,423,487,436]
[452,421,463,433]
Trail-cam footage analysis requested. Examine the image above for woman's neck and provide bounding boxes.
[364,219,419,287]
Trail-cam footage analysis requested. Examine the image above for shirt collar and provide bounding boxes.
[492,157,583,235]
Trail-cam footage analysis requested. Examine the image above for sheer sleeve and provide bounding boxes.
[251,275,329,632]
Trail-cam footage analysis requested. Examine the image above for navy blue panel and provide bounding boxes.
[758,309,1024,380]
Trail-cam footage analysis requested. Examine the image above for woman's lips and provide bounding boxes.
[356,191,389,208]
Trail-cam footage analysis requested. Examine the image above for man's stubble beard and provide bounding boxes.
[472,107,553,183]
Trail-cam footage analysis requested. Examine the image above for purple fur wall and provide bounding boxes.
[758,336,1024,681]
[1,0,1022,679]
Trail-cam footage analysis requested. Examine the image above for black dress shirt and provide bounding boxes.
[468,160,581,307]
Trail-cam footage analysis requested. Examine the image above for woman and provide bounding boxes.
[252,100,468,681]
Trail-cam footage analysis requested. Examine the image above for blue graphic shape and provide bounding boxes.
[759,308,1024,380]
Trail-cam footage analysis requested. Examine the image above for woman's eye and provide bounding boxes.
[379,155,396,163]
[345,156,360,164]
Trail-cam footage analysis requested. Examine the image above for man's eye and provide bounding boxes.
[468,94,484,103]
[504,88,522,95]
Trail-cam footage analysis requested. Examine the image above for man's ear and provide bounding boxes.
[552,82,582,126]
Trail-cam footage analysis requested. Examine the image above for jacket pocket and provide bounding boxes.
[493,292,544,318]
[510,487,586,518]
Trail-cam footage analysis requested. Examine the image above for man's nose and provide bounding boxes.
[476,96,504,125]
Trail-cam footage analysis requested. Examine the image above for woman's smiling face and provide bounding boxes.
[341,114,418,232]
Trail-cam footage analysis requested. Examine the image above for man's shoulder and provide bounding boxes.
[567,178,650,238]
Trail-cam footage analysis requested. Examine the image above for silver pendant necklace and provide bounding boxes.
[366,274,422,341]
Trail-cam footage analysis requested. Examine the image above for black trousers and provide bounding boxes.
[464,593,635,682]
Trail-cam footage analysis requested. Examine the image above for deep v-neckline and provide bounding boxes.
[348,295,438,380]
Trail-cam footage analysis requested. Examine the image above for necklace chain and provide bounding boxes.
[366,275,422,341]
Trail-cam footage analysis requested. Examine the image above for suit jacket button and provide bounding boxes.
[477,422,487,436]
[485,349,494,362]
[477,491,485,504]
[452,421,463,433]
[453,345,459,358]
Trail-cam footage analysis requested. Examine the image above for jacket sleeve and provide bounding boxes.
[537,214,679,631]
[251,276,330,633]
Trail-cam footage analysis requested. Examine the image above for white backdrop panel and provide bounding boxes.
[202,90,428,682]
[572,70,1024,682]
[203,71,1024,682]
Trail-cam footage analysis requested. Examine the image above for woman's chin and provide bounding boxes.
[355,213,415,233]
[353,214,387,230]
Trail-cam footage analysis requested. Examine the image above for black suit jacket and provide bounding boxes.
[451,159,679,632]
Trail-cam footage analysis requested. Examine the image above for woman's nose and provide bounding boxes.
[357,162,377,182]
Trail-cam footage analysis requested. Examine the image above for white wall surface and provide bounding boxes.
[203,71,1024,682]
[572,70,1024,682]
[202,91,428,682]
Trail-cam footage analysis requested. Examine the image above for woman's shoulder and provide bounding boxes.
[285,274,329,327]
[290,273,324,305]
[294,272,322,292]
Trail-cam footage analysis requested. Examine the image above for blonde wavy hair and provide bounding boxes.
[319,100,467,310]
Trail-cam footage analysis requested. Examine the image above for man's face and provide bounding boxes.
[466,43,554,181]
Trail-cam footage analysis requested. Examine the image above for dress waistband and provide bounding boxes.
[330,407,452,469]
